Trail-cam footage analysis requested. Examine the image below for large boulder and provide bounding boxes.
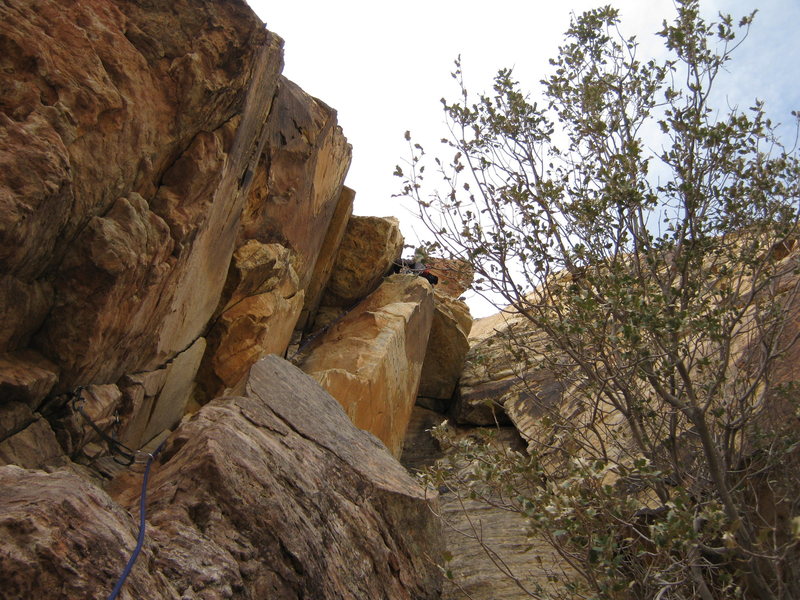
[197,241,304,399]
[0,356,444,599]
[300,274,434,456]
[320,215,405,309]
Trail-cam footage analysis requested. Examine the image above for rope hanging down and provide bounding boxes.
[69,387,167,599]
[106,437,166,600]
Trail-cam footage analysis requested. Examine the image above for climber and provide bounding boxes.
[391,256,439,285]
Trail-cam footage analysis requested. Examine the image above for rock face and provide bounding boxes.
[0,0,285,389]
[0,465,178,599]
[401,406,568,600]
[0,2,458,598]
[300,275,434,456]
[453,309,536,426]
[198,241,304,398]
[239,77,352,293]
[418,293,472,402]
[320,215,405,309]
[0,356,443,599]
[0,0,354,452]
[298,186,356,331]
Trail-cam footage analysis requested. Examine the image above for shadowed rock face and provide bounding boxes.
[0,0,284,389]
[1,357,443,599]
[401,406,569,600]
[320,215,405,308]
[418,293,472,402]
[300,275,435,457]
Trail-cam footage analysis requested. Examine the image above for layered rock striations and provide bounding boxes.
[0,1,450,598]
[299,274,435,457]
[1,357,443,599]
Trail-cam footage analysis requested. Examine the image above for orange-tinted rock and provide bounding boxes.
[425,258,474,299]
[300,275,434,456]
[199,241,304,398]
[299,185,356,330]
[240,77,352,292]
[0,0,284,389]
[320,215,404,308]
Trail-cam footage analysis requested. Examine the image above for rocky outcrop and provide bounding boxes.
[300,274,434,456]
[1,0,285,390]
[0,465,177,599]
[0,350,58,409]
[0,2,458,598]
[239,77,352,292]
[401,406,569,600]
[418,293,472,403]
[1,356,443,599]
[0,0,355,452]
[319,215,405,309]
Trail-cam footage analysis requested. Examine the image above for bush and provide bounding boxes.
[400,2,800,598]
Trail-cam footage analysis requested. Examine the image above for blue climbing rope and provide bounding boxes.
[106,439,167,600]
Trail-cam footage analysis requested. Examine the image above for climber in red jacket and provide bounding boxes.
[391,257,439,285]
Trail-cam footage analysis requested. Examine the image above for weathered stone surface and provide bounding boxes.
[0,357,443,599]
[37,193,177,385]
[418,293,472,402]
[453,309,532,426]
[400,405,447,473]
[0,275,52,352]
[240,77,351,292]
[0,401,65,469]
[46,383,124,460]
[198,241,304,399]
[299,185,355,330]
[127,355,442,599]
[0,465,176,599]
[425,258,474,299]
[0,349,58,409]
[117,369,167,451]
[400,409,569,600]
[320,215,404,308]
[0,0,284,388]
[138,337,206,447]
[300,275,435,456]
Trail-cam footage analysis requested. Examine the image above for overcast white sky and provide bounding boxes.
[247,0,800,316]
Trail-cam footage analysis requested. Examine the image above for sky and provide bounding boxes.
[246,0,800,316]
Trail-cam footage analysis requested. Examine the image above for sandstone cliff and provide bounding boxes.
[0,1,460,597]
